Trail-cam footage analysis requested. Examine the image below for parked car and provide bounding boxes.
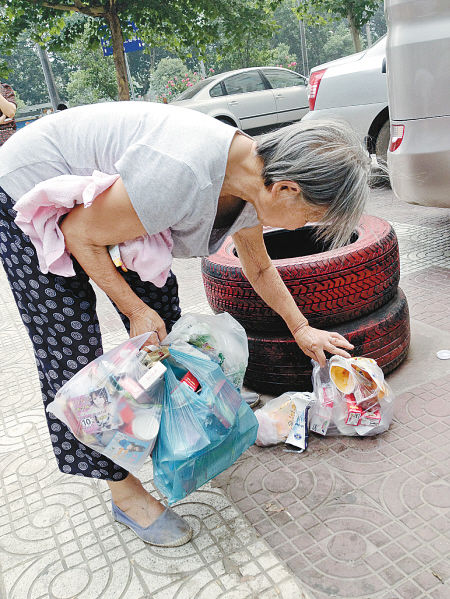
[171,67,309,132]
[302,36,389,163]
[385,0,450,208]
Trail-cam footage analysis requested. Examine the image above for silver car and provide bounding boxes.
[385,0,450,207]
[302,37,389,163]
[171,67,309,132]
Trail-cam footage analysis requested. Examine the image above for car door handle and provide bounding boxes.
[382,57,386,73]
[229,100,239,105]
[275,93,284,99]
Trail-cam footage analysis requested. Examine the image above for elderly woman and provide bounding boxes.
[0,102,370,547]
[0,82,17,146]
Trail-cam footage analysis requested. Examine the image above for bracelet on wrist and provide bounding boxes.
[291,321,309,336]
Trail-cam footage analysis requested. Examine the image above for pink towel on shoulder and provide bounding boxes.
[13,170,173,287]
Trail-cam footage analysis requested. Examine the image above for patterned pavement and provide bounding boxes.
[0,186,449,599]
[400,267,450,332]
[214,374,450,599]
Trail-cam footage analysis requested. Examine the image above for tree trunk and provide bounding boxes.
[245,33,251,68]
[150,47,155,72]
[348,11,362,53]
[105,6,130,100]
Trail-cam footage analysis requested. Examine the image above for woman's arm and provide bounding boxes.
[60,177,166,341]
[232,225,353,366]
[0,89,16,119]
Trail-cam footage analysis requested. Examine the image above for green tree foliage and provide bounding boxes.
[295,0,382,52]
[269,2,327,72]
[321,22,354,62]
[1,38,48,103]
[366,3,387,42]
[0,33,71,105]
[124,48,164,97]
[149,57,190,100]
[271,43,298,68]
[207,39,297,73]
[66,69,113,105]
[201,0,379,77]
[0,0,283,100]
[270,0,354,70]
[149,58,218,103]
[61,28,118,105]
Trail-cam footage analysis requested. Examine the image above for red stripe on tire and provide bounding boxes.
[202,215,400,331]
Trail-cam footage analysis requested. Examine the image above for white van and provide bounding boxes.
[385,0,450,207]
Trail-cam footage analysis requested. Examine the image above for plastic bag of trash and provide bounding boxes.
[163,312,248,391]
[255,391,313,446]
[46,333,165,472]
[309,356,394,437]
[152,347,258,504]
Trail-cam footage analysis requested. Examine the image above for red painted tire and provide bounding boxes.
[244,288,410,395]
[202,215,400,332]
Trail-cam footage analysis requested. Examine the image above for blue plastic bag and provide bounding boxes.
[152,347,258,504]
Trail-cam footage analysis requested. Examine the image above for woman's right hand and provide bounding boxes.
[127,304,167,345]
[294,324,353,368]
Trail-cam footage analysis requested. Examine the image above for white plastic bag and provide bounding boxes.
[255,392,313,446]
[46,333,165,472]
[163,312,248,390]
[309,356,394,437]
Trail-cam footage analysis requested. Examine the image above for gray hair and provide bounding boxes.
[256,119,372,249]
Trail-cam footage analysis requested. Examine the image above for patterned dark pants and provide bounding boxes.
[0,186,181,480]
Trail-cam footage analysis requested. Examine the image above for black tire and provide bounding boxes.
[375,120,390,164]
[215,116,238,127]
[244,288,410,395]
[371,120,392,188]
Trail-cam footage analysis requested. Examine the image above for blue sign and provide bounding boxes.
[100,22,144,57]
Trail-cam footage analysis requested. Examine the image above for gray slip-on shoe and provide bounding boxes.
[241,391,261,409]
[112,500,193,547]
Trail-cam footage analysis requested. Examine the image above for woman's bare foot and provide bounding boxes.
[107,473,165,528]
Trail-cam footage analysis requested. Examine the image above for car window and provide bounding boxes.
[223,72,266,95]
[177,78,215,101]
[210,83,225,98]
[263,69,306,89]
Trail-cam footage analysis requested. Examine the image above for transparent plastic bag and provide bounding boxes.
[46,333,165,472]
[163,312,248,391]
[254,392,312,446]
[152,347,258,505]
[309,356,394,437]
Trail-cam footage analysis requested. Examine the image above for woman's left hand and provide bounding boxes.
[294,325,354,368]
[128,304,167,345]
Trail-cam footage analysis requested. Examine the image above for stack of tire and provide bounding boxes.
[201,215,410,395]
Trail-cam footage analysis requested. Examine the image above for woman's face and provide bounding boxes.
[91,390,107,407]
[255,182,328,230]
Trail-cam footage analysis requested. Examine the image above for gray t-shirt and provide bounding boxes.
[0,101,259,257]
